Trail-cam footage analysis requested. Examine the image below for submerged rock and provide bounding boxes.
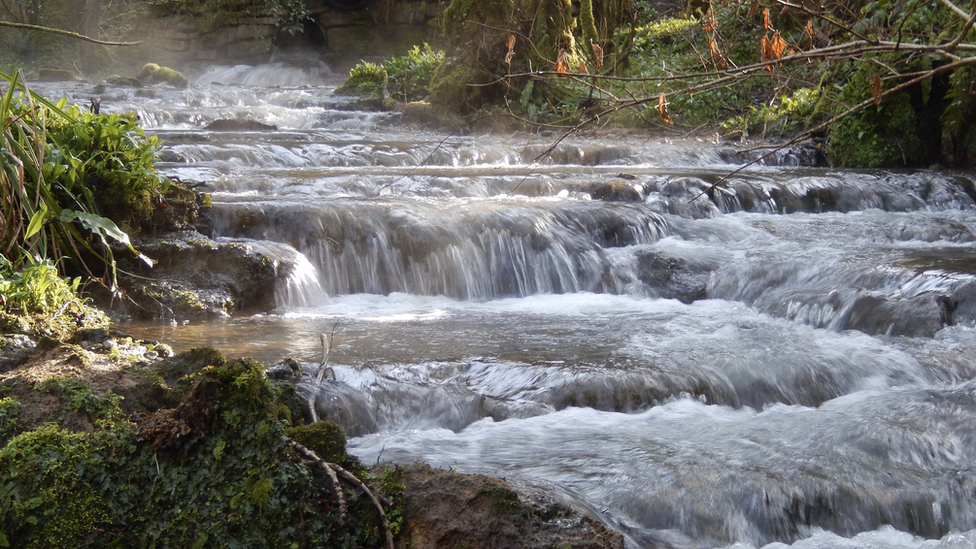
[636,249,711,304]
[204,119,278,131]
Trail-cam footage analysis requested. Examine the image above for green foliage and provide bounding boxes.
[336,61,387,100]
[338,45,445,104]
[285,420,362,471]
[0,398,20,444]
[722,87,821,138]
[825,64,923,167]
[1,71,165,290]
[378,467,406,536]
[827,96,921,167]
[34,375,124,424]
[0,255,108,338]
[0,357,378,549]
[384,45,445,103]
[150,0,311,35]
[0,256,79,315]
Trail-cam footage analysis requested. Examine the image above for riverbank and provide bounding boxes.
[0,316,624,548]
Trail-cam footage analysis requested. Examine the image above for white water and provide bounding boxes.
[25,61,976,549]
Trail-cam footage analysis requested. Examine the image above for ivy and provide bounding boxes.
[0,352,383,548]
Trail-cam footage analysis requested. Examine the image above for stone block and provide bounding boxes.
[211,28,239,46]
[232,39,273,59]
[194,49,218,61]
[164,28,195,40]
[159,39,190,52]
[236,24,275,41]
[318,10,373,27]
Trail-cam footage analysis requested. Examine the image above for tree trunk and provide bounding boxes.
[81,0,101,71]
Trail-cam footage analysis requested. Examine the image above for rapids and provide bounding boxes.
[24,61,976,549]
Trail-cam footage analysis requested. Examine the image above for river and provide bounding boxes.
[26,60,976,549]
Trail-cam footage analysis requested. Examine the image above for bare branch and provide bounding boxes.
[940,0,972,20]
[691,56,976,203]
[0,20,142,46]
[286,437,396,549]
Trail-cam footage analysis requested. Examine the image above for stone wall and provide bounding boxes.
[125,0,448,74]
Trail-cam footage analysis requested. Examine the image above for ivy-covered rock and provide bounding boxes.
[0,355,379,549]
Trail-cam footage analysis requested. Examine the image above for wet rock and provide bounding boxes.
[266,357,302,381]
[584,179,645,202]
[37,69,76,82]
[636,250,710,304]
[398,463,624,549]
[105,75,144,87]
[138,63,188,88]
[844,293,947,337]
[108,232,285,321]
[204,119,278,131]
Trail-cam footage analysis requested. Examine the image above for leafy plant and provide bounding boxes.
[337,44,445,104]
[0,255,78,315]
[150,0,311,35]
[722,87,821,138]
[384,44,445,103]
[1,70,162,291]
[0,254,107,338]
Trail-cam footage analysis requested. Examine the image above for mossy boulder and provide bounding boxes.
[0,355,381,548]
[108,232,284,321]
[137,63,188,88]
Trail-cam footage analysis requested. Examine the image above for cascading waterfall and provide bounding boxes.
[30,60,976,549]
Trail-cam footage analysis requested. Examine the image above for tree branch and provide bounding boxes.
[0,20,142,46]
[940,0,972,21]
[285,437,396,549]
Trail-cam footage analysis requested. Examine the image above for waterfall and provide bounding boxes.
[50,60,976,549]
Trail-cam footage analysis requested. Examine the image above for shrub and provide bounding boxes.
[337,44,445,103]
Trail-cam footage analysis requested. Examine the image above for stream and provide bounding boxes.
[27,60,976,549]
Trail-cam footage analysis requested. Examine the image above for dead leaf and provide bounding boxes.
[806,20,814,38]
[761,35,773,70]
[771,31,787,58]
[763,8,773,30]
[591,41,604,70]
[710,38,727,68]
[505,35,515,66]
[703,15,715,33]
[556,49,569,75]
[579,62,588,74]
[871,74,883,105]
[658,93,673,125]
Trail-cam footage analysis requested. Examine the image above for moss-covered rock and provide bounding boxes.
[137,63,189,88]
[0,355,379,548]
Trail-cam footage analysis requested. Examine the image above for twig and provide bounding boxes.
[285,437,395,549]
[314,321,340,385]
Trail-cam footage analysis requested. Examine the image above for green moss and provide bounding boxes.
[285,420,348,464]
[0,356,379,548]
[0,397,21,444]
[428,58,479,114]
[155,347,227,384]
[34,375,124,423]
[138,63,189,88]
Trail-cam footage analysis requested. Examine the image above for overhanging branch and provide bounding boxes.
[0,20,142,46]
